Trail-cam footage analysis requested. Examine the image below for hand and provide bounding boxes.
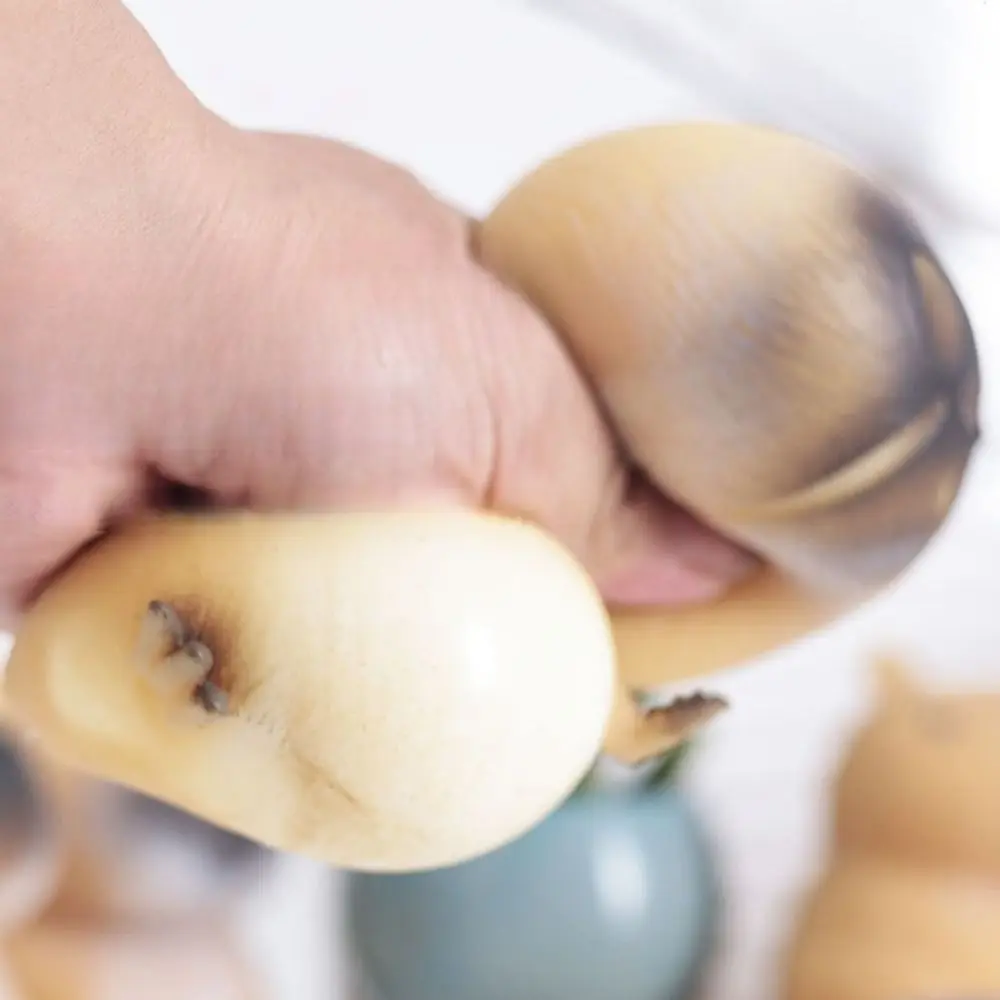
[0,0,753,625]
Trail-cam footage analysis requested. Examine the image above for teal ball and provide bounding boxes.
[347,785,720,1000]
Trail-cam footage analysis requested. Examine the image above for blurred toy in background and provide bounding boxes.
[3,918,262,1000]
[346,739,719,1000]
[782,654,1000,1000]
[0,730,273,998]
[20,740,270,923]
[0,733,60,936]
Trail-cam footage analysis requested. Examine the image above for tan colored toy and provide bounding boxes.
[4,918,261,1000]
[5,512,617,873]
[0,729,61,935]
[0,711,263,999]
[0,960,23,1000]
[18,740,270,924]
[478,122,979,687]
[0,691,269,926]
[782,656,1000,1000]
[1,122,979,873]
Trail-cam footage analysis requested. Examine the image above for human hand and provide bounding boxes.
[0,0,753,626]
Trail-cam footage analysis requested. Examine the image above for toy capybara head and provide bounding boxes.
[833,655,1000,873]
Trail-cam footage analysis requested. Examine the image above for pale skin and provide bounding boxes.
[0,1,754,761]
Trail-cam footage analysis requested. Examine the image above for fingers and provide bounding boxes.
[0,456,143,627]
[473,259,758,608]
[591,476,760,607]
[6,919,259,1000]
[0,129,754,625]
[131,186,752,611]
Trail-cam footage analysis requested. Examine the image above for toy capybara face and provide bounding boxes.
[833,657,1000,872]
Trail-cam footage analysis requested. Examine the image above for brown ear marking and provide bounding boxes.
[853,183,978,397]
[912,251,968,375]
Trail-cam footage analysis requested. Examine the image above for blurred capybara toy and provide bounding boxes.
[0,725,270,998]
[783,655,1000,1000]
[3,918,262,1000]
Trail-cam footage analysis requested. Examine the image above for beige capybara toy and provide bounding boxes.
[0,724,266,998]
[1,122,980,873]
[4,918,262,1000]
[0,731,60,934]
[16,739,271,924]
[783,656,1000,1000]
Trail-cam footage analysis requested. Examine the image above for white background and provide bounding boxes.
[100,2,1000,998]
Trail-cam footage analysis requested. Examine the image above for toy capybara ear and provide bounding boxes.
[870,651,925,708]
